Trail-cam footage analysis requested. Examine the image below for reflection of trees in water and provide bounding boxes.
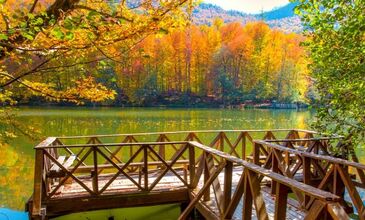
[16,109,312,137]
[0,143,33,210]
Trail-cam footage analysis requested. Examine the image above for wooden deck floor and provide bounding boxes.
[50,167,305,219]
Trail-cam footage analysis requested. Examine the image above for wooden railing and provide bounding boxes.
[254,139,365,219]
[182,141,349,220]
[30,129,350,220]
[53,129,321,161]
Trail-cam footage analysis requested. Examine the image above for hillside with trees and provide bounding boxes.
[193,3,303,33]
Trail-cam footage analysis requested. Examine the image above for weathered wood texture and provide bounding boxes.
[27,129,352,220]
[254,139,365,219]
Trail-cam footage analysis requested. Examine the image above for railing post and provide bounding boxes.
[271,149,279,195]
[203,153,210,201]
[274,183,289,220]
[220,132,224,163]
[224,161,233,213]
[143,145,148,191]
[242,132,246,160]
[253,142,260,166]
[188,143,195,188]
[158,135,166,161]
[92,146,98,195]
[32,148,44,219]
[303,156,311,207]
[242,171,253,220]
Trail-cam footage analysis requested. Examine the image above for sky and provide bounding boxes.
[203,0,290,14]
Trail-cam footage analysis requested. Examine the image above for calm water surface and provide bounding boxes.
[0,107,313,212]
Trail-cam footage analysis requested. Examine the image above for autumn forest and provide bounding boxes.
[0,1,310,107]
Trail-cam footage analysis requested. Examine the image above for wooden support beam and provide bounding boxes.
[274,183,288,220]
[242,173,253,220]
[206,153,224,214]
[224,171,245,219]
[224,161,233,213]
[271,150,278,195]
[32,149,44,218]
[327,203,350,220]
[304,200,326,220]
[247,170,269,220]
[92,147,98,195]
[143,145,148,191]
[188,144,195,188]
[178,163,225,220]
[303,156,311,207]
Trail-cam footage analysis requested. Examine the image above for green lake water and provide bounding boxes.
[0,107,314,219]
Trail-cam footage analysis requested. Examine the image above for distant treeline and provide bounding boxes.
[13,21,314,108]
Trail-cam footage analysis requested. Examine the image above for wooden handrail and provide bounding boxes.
[263,137,343,142]
[189,141,340,202]
[255,140,365,170]
[53,129,318,139]
[35,141,190,149]
[254,139,365,219]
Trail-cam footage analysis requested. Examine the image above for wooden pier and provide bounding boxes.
[26,129,364,219]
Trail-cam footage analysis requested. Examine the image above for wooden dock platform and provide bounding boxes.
[26,129,362,219]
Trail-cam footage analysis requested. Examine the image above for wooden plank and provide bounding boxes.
[93,148,98,195]
[274,183,288,220]
[242,173,253,220]
[224,161,233,212]
[45,189,189,218]
[203,154,210,202]
[54,129,318,140]
[336,164,365,216]
[32,149,44,217]
[178,163,225,220]
[63,155,76,168]
[143,145,148,191]
[271,150,278,195]
[49,156,66,172]
[247,170,269,220]
[303,156,311,207]
[327,203,350,220]
[192,154,205,188]
[206,153,225,214]
[194,200,220,220]
[188,144,195,188]
[34,137,57,148]
[304,200,325,220]
[253,143,261,165]
[224,171,246,219]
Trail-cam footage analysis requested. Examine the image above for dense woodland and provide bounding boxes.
[8,21,310,107]
[113,21,309,106]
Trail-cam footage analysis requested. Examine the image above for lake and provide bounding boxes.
[0,107,313,214]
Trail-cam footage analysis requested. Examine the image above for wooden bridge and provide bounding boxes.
[26,129,365,219]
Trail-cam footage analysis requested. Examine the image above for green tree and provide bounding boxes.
[294,0,365,152]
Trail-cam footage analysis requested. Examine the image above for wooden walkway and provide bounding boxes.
[194,167,305,220]
[26,129,362,220]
